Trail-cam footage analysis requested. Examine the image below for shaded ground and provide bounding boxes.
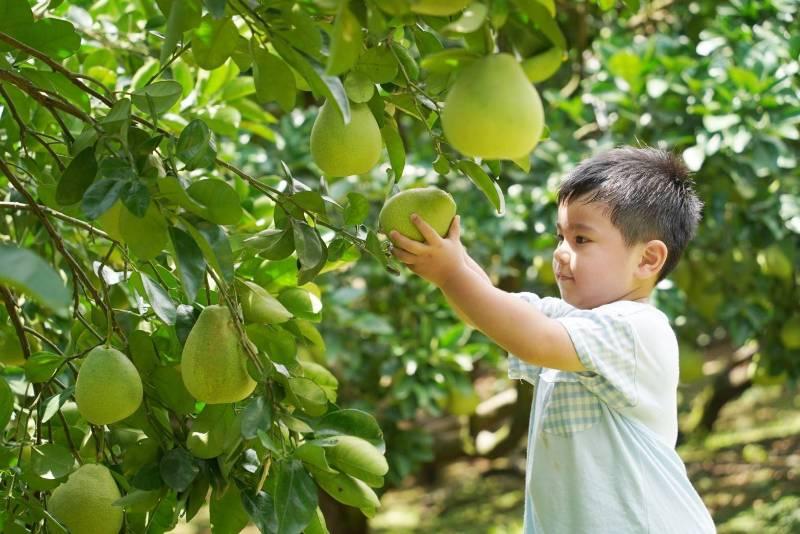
[370,383,800,534]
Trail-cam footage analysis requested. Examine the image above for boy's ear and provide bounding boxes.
[636,239,668,280]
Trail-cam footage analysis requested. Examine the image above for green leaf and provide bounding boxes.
[132,81,183,115]
[121,180,151,218]
[81,178,127,220]
[354,44,398,84]
[274,459,318,534]
[0,245,70,313]
[191,15,240,70]
[30,443,74,480]
[161,0,202,65]
[272,36,350,124]
[169,227,206,303]
[160,448,200,492]
[41,387,72,424]
[241,491,278,533]
[251,43,296,112]
[210,483,251,534]
[512,0,567,50]
[291,191,327,217]
[244,228,296,261]
[457,160,505,215]
[314,409,385,450]
[138,271,177,325]
[25,351,65,383]
[287,377,328,417]
[8,18,81,60]
[184,218,235,283]
[0,378,14,432]
[420,49,479,74]
[186,179,243,225]
[442,3,488,34]
[343,71,375,103]
[326,1,363,76]
[240,396,273,440]
[343,192,369,226]
[380,116,405,180]
[177,119,217,170]
[292,222,328,285]
[56,146,97,206]
[99,98,132,132]
[150,365,196,415]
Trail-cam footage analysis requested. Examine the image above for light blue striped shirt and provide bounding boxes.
[508,292,716,533]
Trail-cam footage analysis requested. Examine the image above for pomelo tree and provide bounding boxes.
[0,0,643,532]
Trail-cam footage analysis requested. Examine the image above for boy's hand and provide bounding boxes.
[389,214,467,288]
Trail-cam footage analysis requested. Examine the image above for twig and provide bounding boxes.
[0,287,31,359]
[0,202,115,242]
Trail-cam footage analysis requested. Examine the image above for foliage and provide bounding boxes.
[0,0,637,531]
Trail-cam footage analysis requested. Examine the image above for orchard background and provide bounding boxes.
[1,0,799,533]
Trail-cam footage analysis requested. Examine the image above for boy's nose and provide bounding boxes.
[553,246,570,265]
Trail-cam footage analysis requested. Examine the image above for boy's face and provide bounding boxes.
[553,197,651,310]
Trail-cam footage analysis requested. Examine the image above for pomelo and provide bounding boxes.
[310,101,382,177]
[442,53,544,160]
[75,346,143,425]
[181,305,257,404]
[378,186,457,242]
[47,464,123,534]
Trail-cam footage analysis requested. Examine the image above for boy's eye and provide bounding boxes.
[576,236,589,244]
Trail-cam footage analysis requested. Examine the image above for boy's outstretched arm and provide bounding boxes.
[390,213,585,372]
[445,253,491,328]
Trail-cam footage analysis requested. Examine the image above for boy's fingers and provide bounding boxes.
[447,215,460,239]
[410,213,441,244]
[391,247,417,264]
[390,230,426,254]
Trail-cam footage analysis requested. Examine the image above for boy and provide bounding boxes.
[388,147,716,532]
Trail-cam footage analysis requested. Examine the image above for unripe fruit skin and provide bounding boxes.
[442,53,544,160]
[75,346,143,425]
[409,0,471,16]
[181,305,257,404]
[47,464,123,534]
[379,187,457,242]
[310,101,382,177]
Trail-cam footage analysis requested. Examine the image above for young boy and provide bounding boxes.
[388,147,716,532]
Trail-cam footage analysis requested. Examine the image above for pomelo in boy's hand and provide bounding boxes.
[442,53,544,160]
[310,100,382,177]
[75,346,143,425]
[379,186,457,242]
[47,464,124,534]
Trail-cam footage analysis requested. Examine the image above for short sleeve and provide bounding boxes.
[555,310,639,409]
[507,292,575,385]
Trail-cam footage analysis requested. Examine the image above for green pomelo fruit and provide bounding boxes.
[186,405,236,459]
[521,47,566,83]
[181,305,257,404]
[119,202,169,260]
[409,0,471,16]
[442,53,544,160]
[780,315,800,349]
[378,186,457,242]
[75,346,143,425]
[310,101,382,177]
[324,435,389,482]
[96,201,125,242]
[47,464,123,534]
[237,279,293,324]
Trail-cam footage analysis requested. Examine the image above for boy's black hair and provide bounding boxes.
[556,146,703,283]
